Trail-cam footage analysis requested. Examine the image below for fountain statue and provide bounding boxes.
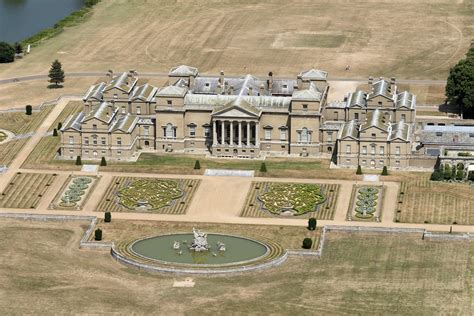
[190,227,210,252]
[173,241,181,250]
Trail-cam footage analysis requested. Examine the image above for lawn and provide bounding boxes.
[0,219,471,314]
[0,173,58,209]
[95,177,201,214]
[396,175,474,225]
[241,181,339,220]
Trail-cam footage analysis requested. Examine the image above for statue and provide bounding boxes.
[173,241,181,250]
[190,227,210,252]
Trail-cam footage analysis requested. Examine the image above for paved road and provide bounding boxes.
[0,72,448,86]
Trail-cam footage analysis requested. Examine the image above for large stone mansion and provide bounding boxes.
[60,65,417,169]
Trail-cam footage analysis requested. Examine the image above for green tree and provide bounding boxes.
[48,59,65,87]
[356,165,363,175]
[100,156,107,166]
[308,218,317,230]
[52,128,58,136]
[0,42,15,63]
[75,155,82,166]
[25,105,32,115]
[260,162,267,173]
[446,43,474,118]
[57,122,62,130]
[94,228,102,241]
[456,169,464,181]
[381,166,388,176]
[104,212,111,223]
[194,160,201,170]
[302,238,312,249]
[430,171,443,181]
[14,42,23,54]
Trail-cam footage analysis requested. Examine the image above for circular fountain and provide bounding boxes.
[111,227,287,274]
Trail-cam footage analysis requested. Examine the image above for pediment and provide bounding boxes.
[212,103,261,118]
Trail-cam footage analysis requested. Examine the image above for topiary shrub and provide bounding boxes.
[444,164,452,180]
[52,128,58,136]
[75,155,82,166]
[430,171,443,181]
[94,228,102,241]
[25,105,32,115]
[302,238,312,249]
[308,217,317,230]
[194,160,200,170]
[100,156,107,166]
[260,162,267,173]
[356,165,362,175]
[104,211,111,223]
[381,166,388,176]
[57,122,62,130]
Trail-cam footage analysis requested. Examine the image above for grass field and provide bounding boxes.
[96,177,200,214]
[0,173,57,209]
[0,105,54,166]
[241,182,340,220]
[0,0,472,80]
[396,176,474,225]
[22,101,83,170]
[0,219,472,314]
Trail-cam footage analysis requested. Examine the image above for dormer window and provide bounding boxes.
[205,82,210,87]
[283,84,288,89]
[302,104,308,111]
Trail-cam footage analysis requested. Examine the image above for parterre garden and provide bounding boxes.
[241,182,339,219]
[50,176,97,210]
[0,105,54,166]
[347,185,384,221]
[96,177,200,214]
[396,175,474,225]
[0,131,7,143]
[0,173,57,209]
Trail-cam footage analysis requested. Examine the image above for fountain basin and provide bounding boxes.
[112,232,287,274]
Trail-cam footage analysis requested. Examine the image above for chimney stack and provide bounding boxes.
[268,71,273,91]
[217,84,222,94]
[106,69,113,83]
[219,70,224,85]
[368,76,373,85]
[259,84,265,96]
[230,85,234,95]
[248,86,253,96]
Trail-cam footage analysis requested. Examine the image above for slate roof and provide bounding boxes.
[156,85,188,97]
[129,83,158,102]
[83,82,106,102]
[338,120,360,139]
[62,112,85,132]
[360,109,388,131]
[367,79,392,99]
[347,90,367,108]
[83,102,116,124]
[298,69,328,80]
[109,114,138,133]
[169,65,199,77]
[420,126,474,145]
[104,72,137,93]
[388,121,411,141]
[395,91,416,109]
[291,82,323,101]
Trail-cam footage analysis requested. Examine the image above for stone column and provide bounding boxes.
[247,121,251,146]
[255,122,259,147]
[213,120,217,146]
[230,121,234,146]
[238,121,242,147]
[221,120,225,145]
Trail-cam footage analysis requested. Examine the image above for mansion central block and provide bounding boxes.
[61,66,416,169]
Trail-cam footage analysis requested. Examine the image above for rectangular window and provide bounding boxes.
[354,113,359,120]
[101,150,106,155]
[396,160,400,166]
[189,126,196,137]
[396,146,401,156]
[136,106,141,114]
[101,137,106,145]
[92,124,97,131]
[117,138,122,145]
[121,106,126,114]
[380,146,385,155]
[84,150,89,155]
[204,127,210,138]
[371,145,376,155]
[117,151,121,156]
[327,132,333,142]
[346,158,351,163]
[362,159,367,165]
[167,100,172,105]
[334,111,339,121]
[93,138,97,145]
[302,104,308,111]
[144,126,149,136]
[84,138,89,145]
[379,160,384,166]
[346,145,351,154]
[362,146,367,155]
[280,129,287,140]
[371,133,376,139]
[265,129,271,140]
[401,114,406,121]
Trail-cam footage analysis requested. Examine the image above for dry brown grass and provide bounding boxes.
[0,0,472,81]
[396,175,474,225]
[0,218,472,314]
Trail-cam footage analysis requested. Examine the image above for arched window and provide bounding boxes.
[300,127,310,143]
[165,123,175,138]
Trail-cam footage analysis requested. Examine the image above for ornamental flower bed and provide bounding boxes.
[118,179,184,210]
[354,187,379,219]
[59,176,93,207]
[258,183,326,216]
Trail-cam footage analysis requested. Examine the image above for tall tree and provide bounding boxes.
[14,42,23,55]
[0,42,15,63]
[446,43,474,118]
[48,59,65,87]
